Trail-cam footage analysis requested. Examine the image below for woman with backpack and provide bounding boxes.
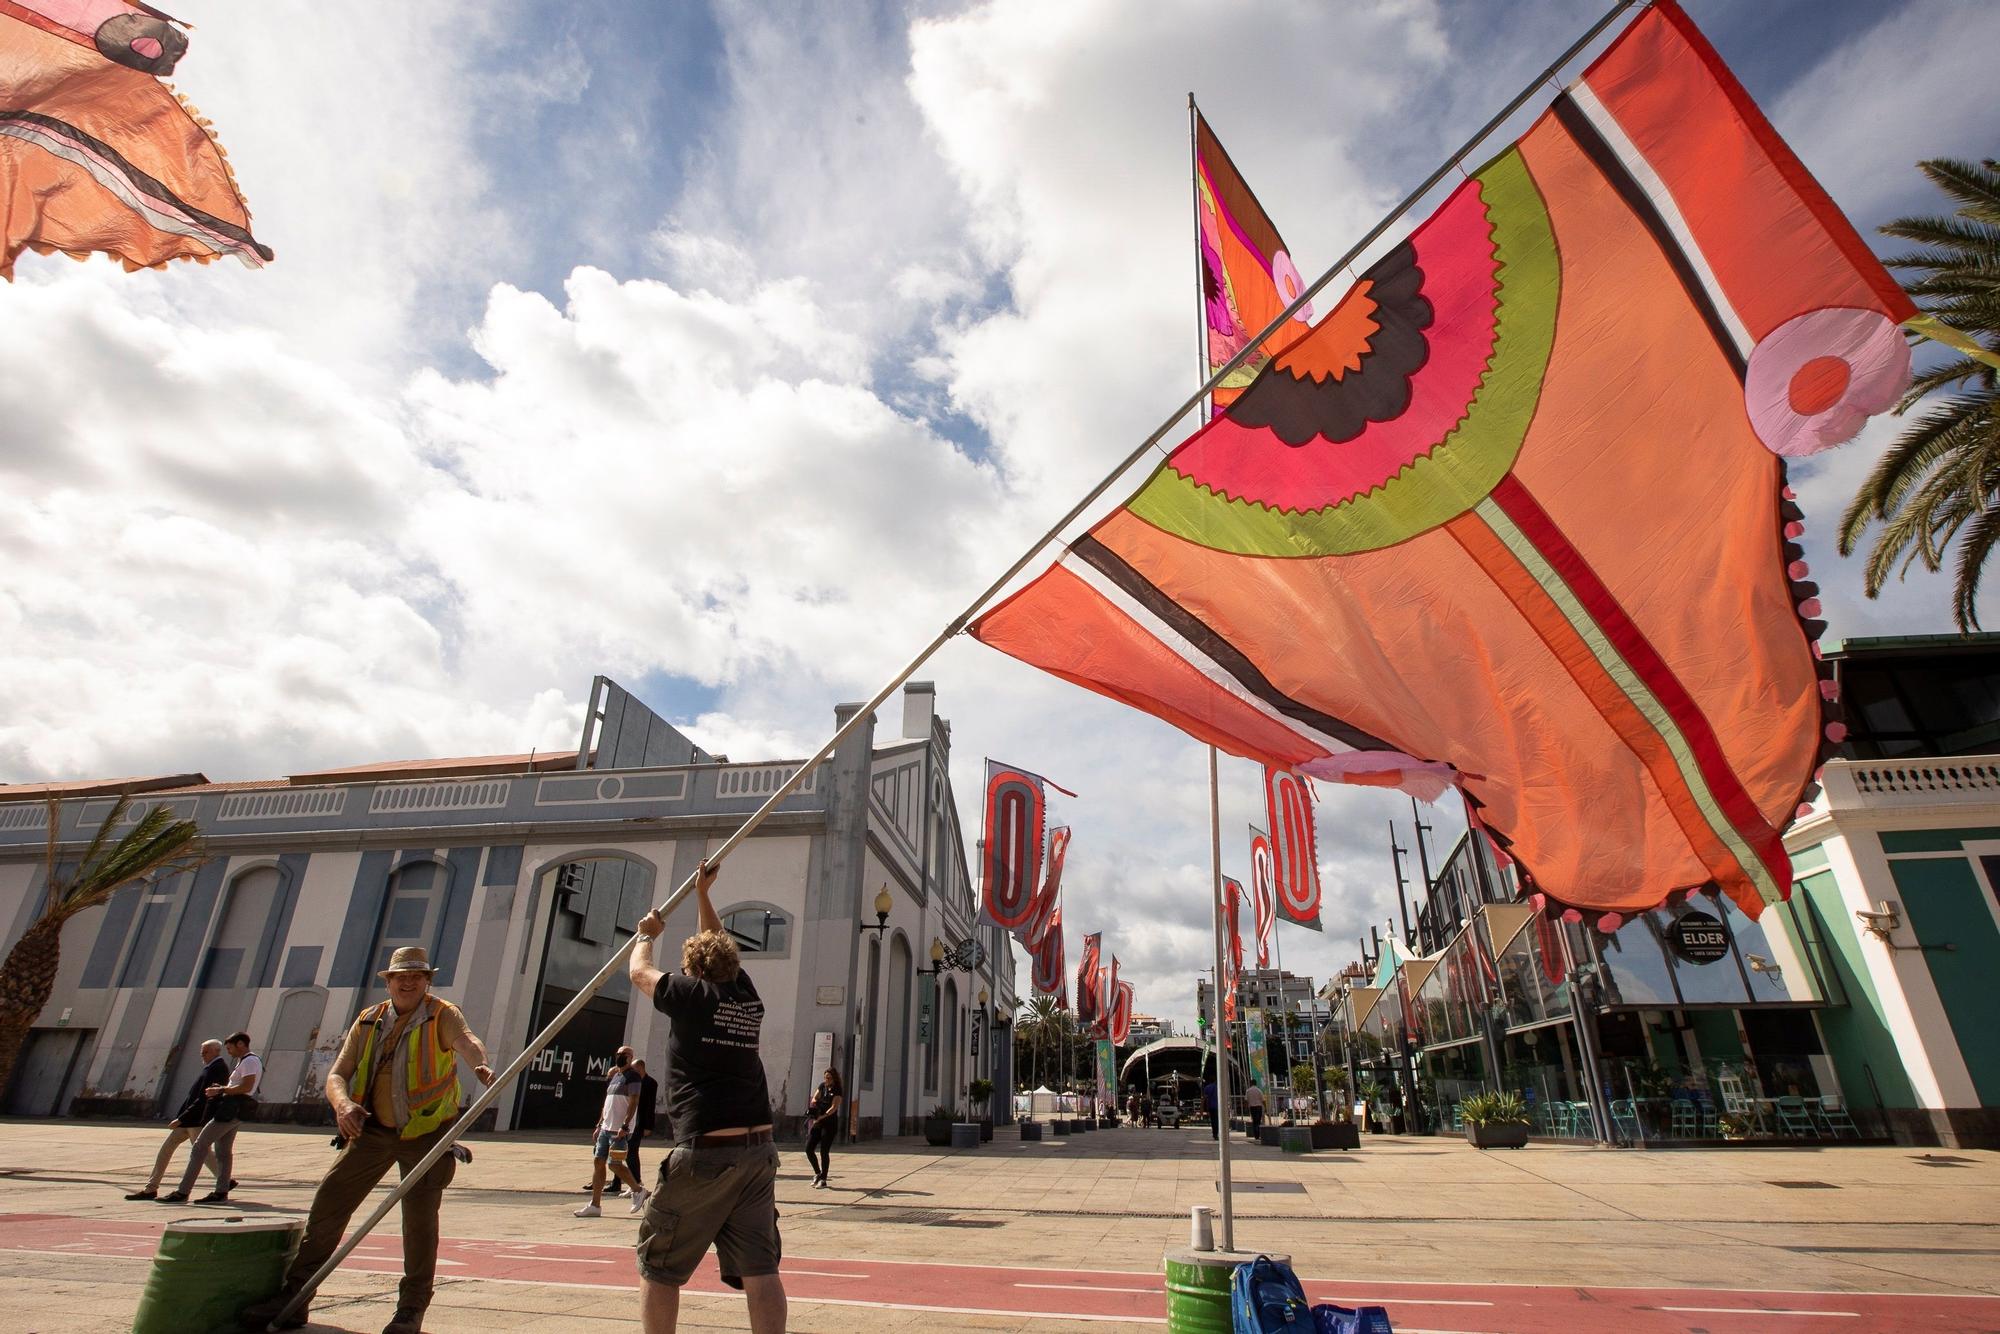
[802,1066,843,1189]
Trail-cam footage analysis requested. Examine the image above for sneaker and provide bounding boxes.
[124,1188,157,1200]
[572,1202,600,1218]
[627,1187,648,1215]
[157,1190,190,1203]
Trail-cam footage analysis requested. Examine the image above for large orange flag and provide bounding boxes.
[974,1,1914,923]
[1,0,270,278]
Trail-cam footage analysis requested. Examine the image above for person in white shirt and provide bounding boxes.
[161,1031,259,1203]
[1245,1082,1267,1140]
[575,1045,648,1217]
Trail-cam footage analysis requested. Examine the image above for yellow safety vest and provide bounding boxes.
[350,994,461,1138]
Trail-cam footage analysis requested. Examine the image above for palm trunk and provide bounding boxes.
[0,913,68,1098]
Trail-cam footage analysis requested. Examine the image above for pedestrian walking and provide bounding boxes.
[802,1066,843,1188]
[1246,1082,1266,1140]
[628,860,785,1334]
[575,1047,648,1217]
[239,946,493,1334]
[1203,1077,1219,1140]
[125,1038,228,1200]
[625,1058,659,1185]
[160,1031,258,1203]
[581,1048,636,1198]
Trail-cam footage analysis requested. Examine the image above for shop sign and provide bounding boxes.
[917,972,934,1043]
[1670,911,1729,964]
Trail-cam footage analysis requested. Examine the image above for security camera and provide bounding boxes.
[1855,902,1901,940]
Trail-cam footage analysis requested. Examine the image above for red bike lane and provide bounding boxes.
[6,1213,1996,1331]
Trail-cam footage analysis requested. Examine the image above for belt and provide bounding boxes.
[690,1128,772,1148]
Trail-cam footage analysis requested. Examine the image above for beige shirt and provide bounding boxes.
[332,996,467,1127]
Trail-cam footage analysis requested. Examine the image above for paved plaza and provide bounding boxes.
[3,1119,1996,1332]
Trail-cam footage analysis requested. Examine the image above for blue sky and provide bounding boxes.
[2,0,1993,1028]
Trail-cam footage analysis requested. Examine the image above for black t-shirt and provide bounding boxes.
[651,968,771,1142]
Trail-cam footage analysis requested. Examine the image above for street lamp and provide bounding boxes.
[859,884,892,937]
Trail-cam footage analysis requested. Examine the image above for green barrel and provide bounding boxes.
[1162,1247,1289,1334]
[132,1215,302,1334]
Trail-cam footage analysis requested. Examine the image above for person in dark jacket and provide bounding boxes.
[625,1059,660,1184]
[126,1038,229,1199]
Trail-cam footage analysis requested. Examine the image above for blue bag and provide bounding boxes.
[1312,1302,1394,1334]
[1230,1254,1313,1331]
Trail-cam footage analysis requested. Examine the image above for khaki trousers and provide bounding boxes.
[284,1121,457,1312]
[146,1125,193,1190]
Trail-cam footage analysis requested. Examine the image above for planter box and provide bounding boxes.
[1311,1121,1360,1150]
[924,1120,953,1147]
[1465,1122,1530,1150]
[1051,1119,1070,1136]
[950,1122,981,1149]
[1279,1125,1313,1154]
[979,1120,994,1143]
[1020,1121,1043,1141]
[1259,1126,1281,1147]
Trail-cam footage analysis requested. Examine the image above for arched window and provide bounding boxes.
[373,860,447,975]
[718,902,790,957]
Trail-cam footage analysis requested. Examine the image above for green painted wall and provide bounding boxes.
[1879,827,2000,854]
[1791,869,1917,1109]
[1884,852,2000,1105]
[1689,1010,1744,1063]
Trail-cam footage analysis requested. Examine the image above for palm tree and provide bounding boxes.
[1014,994,1070,1094]
[1840,157,2000,630]
[0,795,205,1097]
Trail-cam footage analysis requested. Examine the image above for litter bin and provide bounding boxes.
[132,1215,302,1334]
[1162,1246,1288,1334]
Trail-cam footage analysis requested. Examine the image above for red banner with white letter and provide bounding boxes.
[1265,767,1323,929]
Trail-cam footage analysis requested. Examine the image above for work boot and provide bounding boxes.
[238,1290,308,1330]
[382,1306,426,1333]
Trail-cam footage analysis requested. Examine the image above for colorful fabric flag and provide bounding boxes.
[1020,825,1069,949]
[979,760,1048,930]
[973,0,1915,922]
[1108,979,1135,1046]
[1030,902,1067,1005]
[1074,931,1104,1032]
[1222,876,1244,1023]
[1196,108,1310,417]
[1264,767,1323,929]
[1248,827,1277,968]
[0,0,272,278]
[1101,955,1121,1039]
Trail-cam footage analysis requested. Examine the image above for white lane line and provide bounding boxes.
[456,1275,1170,1322]
[1318,1297,1494,1307]
[785,1268,870,1279]
[1661,1308,1859,1318]
[1016,1282,1160,1294]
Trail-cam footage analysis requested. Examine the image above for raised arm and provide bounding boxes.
[630,860,720,1000]
[452,1024,494,1087]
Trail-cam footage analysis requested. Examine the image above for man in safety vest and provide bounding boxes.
[243,946,493,1334]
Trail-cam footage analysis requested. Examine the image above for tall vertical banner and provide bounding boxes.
[1248,826,1277,967]
[1108,980,1135,1046]
[1095,1039,1116,1113]
[1245,1009,1270,1093]
[1075,931,1104,1032]
[1221,877,1243,1023]
[1101,955,1121,1039]
[1265,768,1324,930]
[1031,903,1067,1005]
[1194,108,1310,419]
[1021,825,1069,948]
[917,971,935,1044]
[979,760,1047,930]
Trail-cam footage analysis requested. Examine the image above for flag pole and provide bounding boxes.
[272,4,1642,1320]
[1208,745,1236,1252]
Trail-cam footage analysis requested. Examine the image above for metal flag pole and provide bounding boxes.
[1207,745,1236,1251]
[272,3,1642,1320]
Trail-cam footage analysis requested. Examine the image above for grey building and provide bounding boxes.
[0,679,1016,1138]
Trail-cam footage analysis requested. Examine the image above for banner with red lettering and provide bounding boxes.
[1030,903,1067,1005]
[1249,825,1277,967]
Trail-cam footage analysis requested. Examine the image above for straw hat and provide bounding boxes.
[379,946,437,978]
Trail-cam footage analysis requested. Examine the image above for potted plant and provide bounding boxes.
[1463,1091,1531,1150]
[968,1079,995,1141]
[924,1104,956,1148]
[1718,1112,1751,1142]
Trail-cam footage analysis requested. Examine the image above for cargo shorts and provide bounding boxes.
[635,1139,781,1287]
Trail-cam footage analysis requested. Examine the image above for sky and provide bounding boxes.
[3,0,1995,1033]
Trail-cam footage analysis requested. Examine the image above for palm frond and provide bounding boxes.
[1917,156,2000,225]
[1950,504,2000,631]
[1880,214,2000,256]
[41,796,205,924]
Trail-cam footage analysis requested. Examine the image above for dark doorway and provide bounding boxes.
[516,985,630,1129]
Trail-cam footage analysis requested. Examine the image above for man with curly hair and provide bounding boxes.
[628,860,784,1334]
